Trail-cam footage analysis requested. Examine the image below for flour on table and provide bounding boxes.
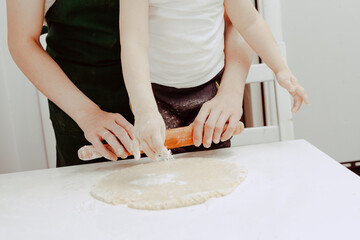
[90,157,247,210]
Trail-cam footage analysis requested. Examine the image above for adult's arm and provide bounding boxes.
[193,13,254,148]
[6,0,137,161]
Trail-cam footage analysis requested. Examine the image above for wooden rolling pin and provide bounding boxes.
[78,121,244,161]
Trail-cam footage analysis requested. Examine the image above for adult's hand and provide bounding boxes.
[191,11,251,149]
[77,108,138,161]
[134,111,167,160]
[192,88,243,148]
[275,68,310,113]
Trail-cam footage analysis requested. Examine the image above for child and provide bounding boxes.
[120,0,309,159]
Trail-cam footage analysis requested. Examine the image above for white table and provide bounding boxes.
[1,140,359,240]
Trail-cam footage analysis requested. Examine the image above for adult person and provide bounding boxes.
[6,0,254,164]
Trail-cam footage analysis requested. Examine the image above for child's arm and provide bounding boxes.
[225,0,309,112]
[120,0,166,160]
[7,0,137,161]
[192,14,254,148]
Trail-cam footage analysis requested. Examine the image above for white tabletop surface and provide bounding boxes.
[1,140,360,240]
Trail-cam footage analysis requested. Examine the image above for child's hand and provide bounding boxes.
[192,89,243,148]
[275,69,310,113]
[134,111,167,160]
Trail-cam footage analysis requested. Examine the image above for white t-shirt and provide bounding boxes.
[44,0,225,88]
[149,0,225,88]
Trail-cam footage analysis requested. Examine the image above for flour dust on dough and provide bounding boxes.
[90,157,247,210]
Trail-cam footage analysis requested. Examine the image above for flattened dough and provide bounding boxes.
[91,158,247,210]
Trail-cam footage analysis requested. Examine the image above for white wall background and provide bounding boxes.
[280,0,360,162]
[0,0,359,174]
[0,0,49,174]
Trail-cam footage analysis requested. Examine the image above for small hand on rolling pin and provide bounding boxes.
[78,121,244,161]
[133,111,167,161]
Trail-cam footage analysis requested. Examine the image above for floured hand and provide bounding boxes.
[134,111,167,160]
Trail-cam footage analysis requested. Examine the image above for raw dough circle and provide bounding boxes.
[91,158,247,210]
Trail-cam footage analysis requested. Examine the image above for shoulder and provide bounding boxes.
[45,0,56,16]
[44,0,56,26]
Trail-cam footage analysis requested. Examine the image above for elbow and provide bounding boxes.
[121,38,149,52]
[7,35,40,62]
[120,39,149,60]
[7,39,25,65]
[7,35,18,60]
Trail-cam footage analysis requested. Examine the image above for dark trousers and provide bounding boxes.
[152,68,230,154]
[50,70,229,167]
